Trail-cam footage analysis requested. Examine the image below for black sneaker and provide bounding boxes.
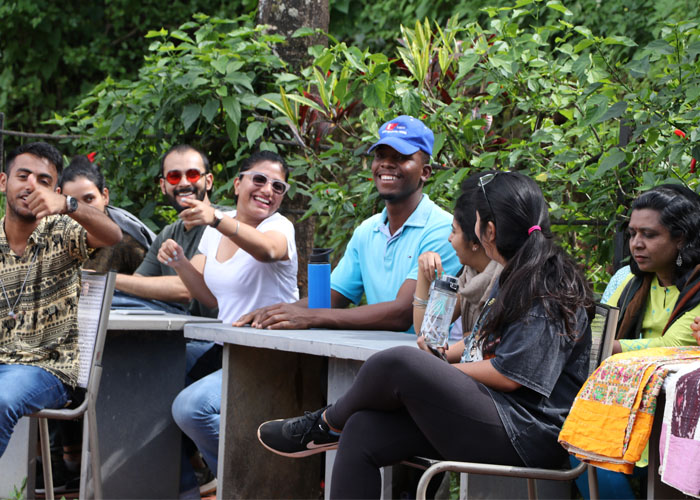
[257,406,339,457]
[35,456,79,495]
[194,462,217,496]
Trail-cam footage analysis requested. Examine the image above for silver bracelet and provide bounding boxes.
[412,294,428,307]
[234,220,240,235]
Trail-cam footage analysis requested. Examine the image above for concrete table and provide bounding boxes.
[183,324,417,499]
[91,312,220,499]
[0,311,219,500]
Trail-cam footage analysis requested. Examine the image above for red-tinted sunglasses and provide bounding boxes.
[164,169,204,185]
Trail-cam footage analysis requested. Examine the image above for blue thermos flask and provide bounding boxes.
[308,248,333,308]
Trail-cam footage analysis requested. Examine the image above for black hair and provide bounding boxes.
[60,155,106,191]
[6,142,63,176]
[475,171,593,343]
[629,183,700,285]
[238,150,289,181]
[453,176,480,244]
[160,144,210,177]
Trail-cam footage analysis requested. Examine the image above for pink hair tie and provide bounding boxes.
[528,225,541,235]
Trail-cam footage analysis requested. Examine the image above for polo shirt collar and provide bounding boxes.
[374,193,431,233]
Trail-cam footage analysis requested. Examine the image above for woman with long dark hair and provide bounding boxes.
[607,184,700,353]
[413,175,502,351]
[257,171,593,499]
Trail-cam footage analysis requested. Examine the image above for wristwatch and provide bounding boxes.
[210,209,224,228]
[65,195,78,214]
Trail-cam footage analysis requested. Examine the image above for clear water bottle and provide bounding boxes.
[421,275,459,348]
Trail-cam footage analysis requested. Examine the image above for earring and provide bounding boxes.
[472,245,479,252]
[677,253,683,267]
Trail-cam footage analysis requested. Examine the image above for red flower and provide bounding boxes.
[674,129,687,139]
[86,152,97,162]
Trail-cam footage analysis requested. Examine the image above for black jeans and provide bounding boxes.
[325,346,524,499]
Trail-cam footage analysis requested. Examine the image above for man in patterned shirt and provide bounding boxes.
[0,142,122,457]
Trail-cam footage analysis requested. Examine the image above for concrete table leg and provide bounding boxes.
[96,329,185,499]
[218,344,324,499]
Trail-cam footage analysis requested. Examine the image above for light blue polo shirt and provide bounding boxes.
[331,194,460,314]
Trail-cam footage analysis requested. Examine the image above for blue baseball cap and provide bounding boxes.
[367,115,434,156]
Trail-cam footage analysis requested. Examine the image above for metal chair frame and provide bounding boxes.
[412,303,619,500]
[31,271,116,500]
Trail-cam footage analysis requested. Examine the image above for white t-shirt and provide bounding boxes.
[198,210,299,324]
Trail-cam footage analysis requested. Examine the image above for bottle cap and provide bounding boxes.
[310,248,333,264]
[433,275,458,293]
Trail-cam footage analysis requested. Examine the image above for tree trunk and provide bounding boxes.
[258,0,329,296]
[257,0,329,67]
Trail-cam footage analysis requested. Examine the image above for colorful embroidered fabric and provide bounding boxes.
[559,346,700,473]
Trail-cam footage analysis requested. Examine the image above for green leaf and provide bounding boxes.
[546,1,572,16]
[595,148,626,177]
[108,113,126,136]
[480,101,503,116]
[202,98,219,123]
[602,36,637,47]
[645,39,674,55]
[181,104,201,131]
[225,72,254,92]
[456,52,480,80]
[573,39,595,53]
[285,93,326,113]
[222,96,241,127]
[595,101,628,123]
[401,89,421,117]
[211,57,228,75]
[145,28,167,38]
[292,27,317,38]
[246,121,266,146]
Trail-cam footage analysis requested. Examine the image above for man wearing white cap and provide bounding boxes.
[236,115,460,332]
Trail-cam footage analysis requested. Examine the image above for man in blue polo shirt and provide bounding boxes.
[235,115,460,332]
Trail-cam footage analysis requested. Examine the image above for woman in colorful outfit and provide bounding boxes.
[607,184,700,353]
[257,171,593,499]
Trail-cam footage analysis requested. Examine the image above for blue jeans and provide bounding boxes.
[0,364,70,457]
[173,369,222,489]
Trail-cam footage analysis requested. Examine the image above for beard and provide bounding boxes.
[166,184,207,213]
[7,198,37,222]
[377,180,423,203]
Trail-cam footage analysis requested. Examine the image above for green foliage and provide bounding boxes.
[329,0,699,56]
[52,5,700,293]
[0,0,253,134]
[49,13,289,229]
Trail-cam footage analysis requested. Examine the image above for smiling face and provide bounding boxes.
[370,145,429,203]
[0,153,58,222]
[449,219,481,267]
[234,160,286,223]
[160,149,212,213]
[61,175,109,212]
[628,208,682,285]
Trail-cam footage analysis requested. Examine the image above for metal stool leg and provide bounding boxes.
[38,418,55,500]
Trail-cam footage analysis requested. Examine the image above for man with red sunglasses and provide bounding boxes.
[114,144,217,317]
[113,144,219,494]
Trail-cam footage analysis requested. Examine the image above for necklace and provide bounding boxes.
[0,244,41,319]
